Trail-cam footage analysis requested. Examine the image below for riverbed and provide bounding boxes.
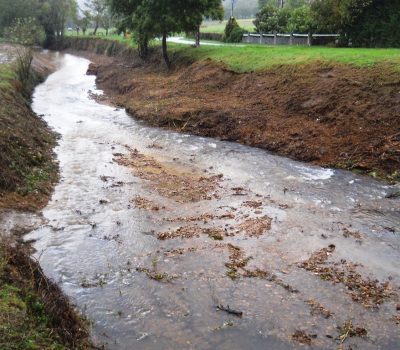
[26,54,400,349]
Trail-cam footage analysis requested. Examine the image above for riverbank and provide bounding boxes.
[64,38,400,182]
[0,48,92,349]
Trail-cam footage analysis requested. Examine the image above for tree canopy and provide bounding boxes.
[110,0,224,67]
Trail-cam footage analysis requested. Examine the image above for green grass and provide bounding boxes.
[169,44,400,72]
[0,248,65,350]
[65,33,400,73]
[201,19,255,33]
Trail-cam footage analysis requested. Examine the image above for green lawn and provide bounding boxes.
[170,44,400,72]
[201,19,255,33]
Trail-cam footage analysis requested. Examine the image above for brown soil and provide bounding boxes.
[87,52,400,182]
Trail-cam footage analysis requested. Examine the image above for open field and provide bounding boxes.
[201,19,255,33]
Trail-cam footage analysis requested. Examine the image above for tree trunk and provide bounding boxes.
[93,21,99,35]
[162,31,171,69]
[195,25,200,47]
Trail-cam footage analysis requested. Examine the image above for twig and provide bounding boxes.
[216,304,243,317]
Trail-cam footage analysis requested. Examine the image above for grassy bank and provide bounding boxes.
[0,62,58,210]
[170,44,400,72]
[65,34,400,73]
[0,241,92,349]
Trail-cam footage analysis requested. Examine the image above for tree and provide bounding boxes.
[5,17,45,82]
[85,0,107,35]
[310,0,349,34]
[101,7,114,36]
[76,10,92,35]
[254,4,291,33]
[0,0,40,35]
[345,0,400,47]
[195,1,224,46]
[110,0,224,67]
[38,0,78,46]
[287,5,313,33]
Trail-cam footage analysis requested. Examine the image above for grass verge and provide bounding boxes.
[65,35,400,72]
[169,44,400,72]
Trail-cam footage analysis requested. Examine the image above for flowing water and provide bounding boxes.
[26,54,400,349]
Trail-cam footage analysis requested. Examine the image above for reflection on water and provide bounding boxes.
[26,54,400,349]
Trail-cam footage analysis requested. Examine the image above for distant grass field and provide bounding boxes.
[201,19,255,33]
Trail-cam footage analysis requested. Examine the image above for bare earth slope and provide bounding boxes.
[88,54,399,182]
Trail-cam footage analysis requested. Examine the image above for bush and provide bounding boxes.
[224,17,239,39]
[226,27,247,43]
[5,17,45,47]
[224,17,246,43]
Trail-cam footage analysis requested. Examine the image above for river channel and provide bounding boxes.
[26,53,400,349]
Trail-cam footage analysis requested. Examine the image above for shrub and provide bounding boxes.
[224,17,246,43]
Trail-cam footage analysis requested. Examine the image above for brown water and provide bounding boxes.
[26,54,400,349]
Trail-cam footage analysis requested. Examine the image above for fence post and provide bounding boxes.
[273,31,277,45]
[289,32,293,45]
[259,32,263,44]
[307,32,312,46]
[247,32,250,44]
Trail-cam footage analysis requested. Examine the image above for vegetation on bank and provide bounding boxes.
[0,241,92,349]
[65,35,400,73]
[0,61,58,210]
[0,245,65,349]
[170,44,400,72]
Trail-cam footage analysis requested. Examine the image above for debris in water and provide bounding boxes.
[238,217,272,237]
[243,200,263,208]
[292,330,315,345]
[300,245,395,308]
[132,196,163,211]
[342,227,363,241]
[337,320,367,344]
[307,299,333,318]
[216,304,243,317]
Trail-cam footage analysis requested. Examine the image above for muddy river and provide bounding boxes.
[26,54,400,349]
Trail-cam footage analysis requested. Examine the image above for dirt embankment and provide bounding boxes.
[66,38,400,181]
